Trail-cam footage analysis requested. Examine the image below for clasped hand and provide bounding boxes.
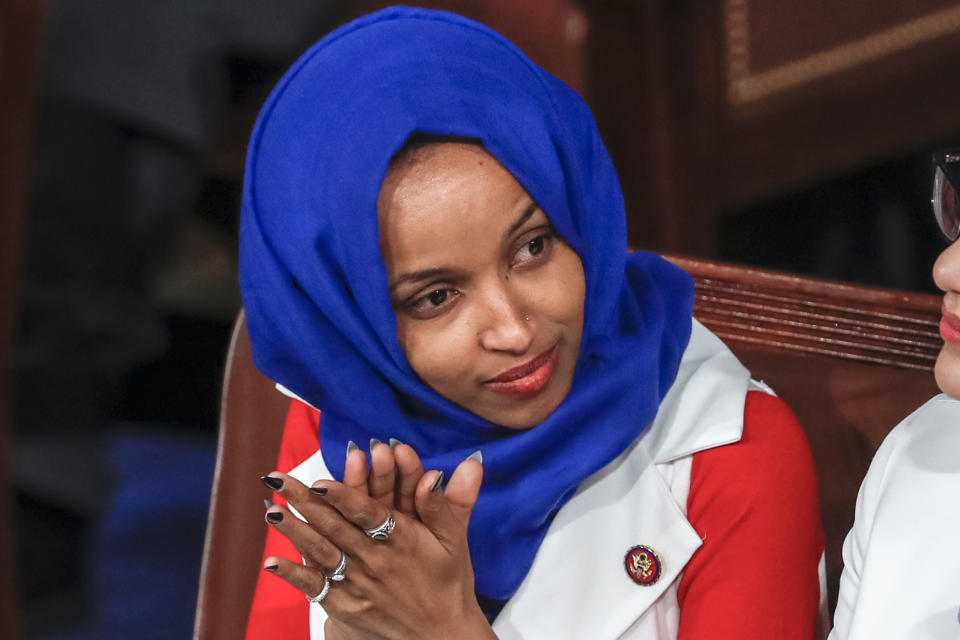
[261,441,496,640]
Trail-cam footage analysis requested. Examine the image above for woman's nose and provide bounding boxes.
[477,285,534,354]
[933,238,960,294]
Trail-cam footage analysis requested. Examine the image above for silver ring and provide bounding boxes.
[364,514,396,541]
[328,551,347,582]
[305,574,330,604]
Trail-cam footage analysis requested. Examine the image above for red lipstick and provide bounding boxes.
[941,303,960,345]
[487,345,557,396]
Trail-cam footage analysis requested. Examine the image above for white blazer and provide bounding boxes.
[830,394,960,640]
[283,322,819,639]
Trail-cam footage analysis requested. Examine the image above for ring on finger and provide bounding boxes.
[305,574,331,604]
[328,551,347,582]
[364,514,396,541]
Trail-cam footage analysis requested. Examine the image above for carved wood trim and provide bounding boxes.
[664,255,943,371]
[724,0,960,104]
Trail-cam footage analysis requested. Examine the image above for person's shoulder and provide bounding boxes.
[881,393,960,453]
[862,394,960,499]
[831,394,960,640]
[742,387,807,448]
[688,389,818,516]
[695,388,813,479]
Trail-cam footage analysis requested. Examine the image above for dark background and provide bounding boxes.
[2,0,960,637]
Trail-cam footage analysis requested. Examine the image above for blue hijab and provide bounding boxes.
[239,7,693,604]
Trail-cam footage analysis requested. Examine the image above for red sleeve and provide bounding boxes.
[244,400,322,640]
[677,390,824,639]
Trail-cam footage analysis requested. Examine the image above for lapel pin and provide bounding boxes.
[624,545,662,586]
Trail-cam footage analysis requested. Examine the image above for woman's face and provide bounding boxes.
[378,143,586,428]
[934,237,960,399]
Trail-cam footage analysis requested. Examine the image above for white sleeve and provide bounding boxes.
[827,423,904,639]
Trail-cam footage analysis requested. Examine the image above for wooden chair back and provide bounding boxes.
[666,255,942,612]
[195,258,943,636]
[194,311,292,640]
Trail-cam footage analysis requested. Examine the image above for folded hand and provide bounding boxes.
[261,442,494,640]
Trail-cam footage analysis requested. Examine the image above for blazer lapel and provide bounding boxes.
[493,322,750,640]
[493,440,703,640]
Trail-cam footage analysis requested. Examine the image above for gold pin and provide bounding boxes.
[624,545,662,586]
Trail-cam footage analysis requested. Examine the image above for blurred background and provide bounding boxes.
[1,0,959,637]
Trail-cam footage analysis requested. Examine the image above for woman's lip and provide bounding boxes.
[486,345,557,396]
[941,304,960,344]
[490,345,557,382]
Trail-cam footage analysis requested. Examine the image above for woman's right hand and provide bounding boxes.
[344,439,427,519]
[263,441,490,640]
[328,440,426,640]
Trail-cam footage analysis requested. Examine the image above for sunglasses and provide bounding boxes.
[932,149,960,241]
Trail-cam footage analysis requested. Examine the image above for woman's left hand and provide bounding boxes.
[262,454,495,640]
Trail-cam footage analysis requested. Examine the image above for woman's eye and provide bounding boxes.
[406,287,460,318]
[513,232,554,267]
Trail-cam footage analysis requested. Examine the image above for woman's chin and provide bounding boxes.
[475,376,573,429]
[480,395,562,430]
[934,343,960,400]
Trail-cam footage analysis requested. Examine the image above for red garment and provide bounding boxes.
[245,391,823,639]
[244,401,319,640]
[678,390,824,638]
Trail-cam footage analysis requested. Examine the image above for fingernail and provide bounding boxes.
[266,511,284,525]
[370,438,382,450]
[430,471,445,492]
[264,499,274,509]
[346,440,358,455]
[466,450,483,465]
[389,438,402,450]
[261,475,284,491]
[309,486,328,495]
[264,564,278,573]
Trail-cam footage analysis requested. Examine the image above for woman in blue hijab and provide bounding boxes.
[241,7,825,640]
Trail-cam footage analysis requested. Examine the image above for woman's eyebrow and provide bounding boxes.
[505,200,539,238]
[388,266,456,293]
[389,200,539,294]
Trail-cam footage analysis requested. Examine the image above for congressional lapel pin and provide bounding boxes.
[624,545,662,586]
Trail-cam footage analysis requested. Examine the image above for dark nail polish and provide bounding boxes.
[266,511,284,525]
[264,564,279,573]
[430,471,445,492]
[309,486,328,495]
[261,476,284,491]
[370,438,382,450]
[264,499,274,509]
[389,438,402,450]
[346,440,358,455]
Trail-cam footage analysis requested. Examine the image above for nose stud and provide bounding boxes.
[524,316,530,322]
